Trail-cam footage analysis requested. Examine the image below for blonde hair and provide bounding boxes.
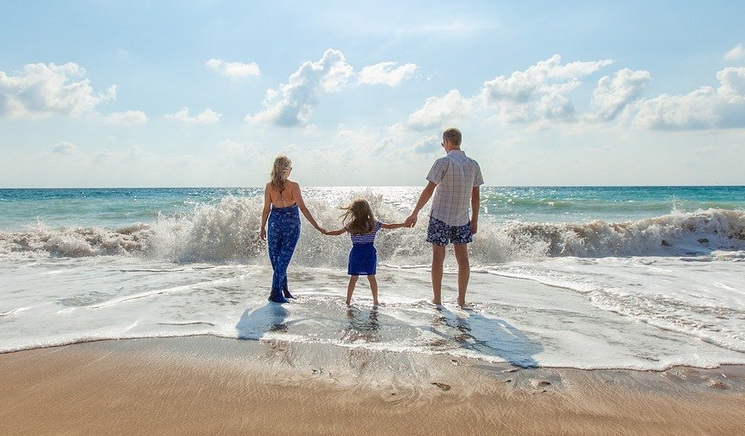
[342,199,376,235]
[269,155,292,193]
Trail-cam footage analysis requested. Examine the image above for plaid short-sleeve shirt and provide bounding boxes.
[426,150,483,226]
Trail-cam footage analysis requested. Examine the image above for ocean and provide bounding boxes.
[1,186,744,370]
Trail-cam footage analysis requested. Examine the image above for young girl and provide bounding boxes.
[323,199,407,306]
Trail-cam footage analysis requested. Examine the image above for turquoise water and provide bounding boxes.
[2,186,743,231]
[481,185,745,223]
[0,187,257,230]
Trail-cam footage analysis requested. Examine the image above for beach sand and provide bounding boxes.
[1,337,744,436]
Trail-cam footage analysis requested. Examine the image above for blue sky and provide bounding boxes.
[1,0,744,187]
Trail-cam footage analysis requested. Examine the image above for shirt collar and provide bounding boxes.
[447,149,465,156]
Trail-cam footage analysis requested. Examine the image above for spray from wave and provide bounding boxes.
[1,194,744,264]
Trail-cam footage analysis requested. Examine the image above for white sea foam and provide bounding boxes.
[1,252,744,370]
[2,199,744,264]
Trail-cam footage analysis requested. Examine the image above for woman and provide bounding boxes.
[260,156,324,303]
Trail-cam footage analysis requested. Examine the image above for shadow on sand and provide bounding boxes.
[432,307,543,368]
[235,303,290,340]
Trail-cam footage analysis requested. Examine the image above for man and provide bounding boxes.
[406,128,484,307]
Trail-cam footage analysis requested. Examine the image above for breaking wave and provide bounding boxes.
[1,195,744,264]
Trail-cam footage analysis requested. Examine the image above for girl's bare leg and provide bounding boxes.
[346,276,358,306]
[367,275,379,306]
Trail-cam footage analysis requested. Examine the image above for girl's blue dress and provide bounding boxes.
[347,221,382,276]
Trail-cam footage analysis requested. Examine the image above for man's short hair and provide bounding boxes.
[443,128,462,147]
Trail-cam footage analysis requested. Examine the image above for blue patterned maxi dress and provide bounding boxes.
[267,204,301,303]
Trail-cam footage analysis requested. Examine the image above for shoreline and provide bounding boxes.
[2,336,744,435]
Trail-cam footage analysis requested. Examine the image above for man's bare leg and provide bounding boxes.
[453,243,470,307]
[431,244,446,305]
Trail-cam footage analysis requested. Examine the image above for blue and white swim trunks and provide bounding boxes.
[426,215,472,246]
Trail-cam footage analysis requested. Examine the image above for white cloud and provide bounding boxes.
[482,55,612,104]
[165,107,222,124]
[397,55,745,133]
[717,67,745,100]
[412,135,440,154]
[206,58,260,79]
[629,91,716,130]
[480,55,613,123]
[535,93,575,122]
[51,141,78,155]
[591,68,650,121]
[634,67,745,130]
[358,62,418,86]
[0,62,116,119]
[403,89,472,131]
[106,110,148,125]
[246,49,423,127]
[724,44,745,61]
[247,49,354,127]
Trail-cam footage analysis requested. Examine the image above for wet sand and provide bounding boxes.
[1,337,744,436]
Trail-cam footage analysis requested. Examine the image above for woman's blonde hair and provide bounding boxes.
[270,155,292,193]
[342,199,375,235]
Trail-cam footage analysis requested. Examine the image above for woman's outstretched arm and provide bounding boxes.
[292,182,324,232]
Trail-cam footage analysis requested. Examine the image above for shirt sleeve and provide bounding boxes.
[426,158,447,184]
[473,161,484,186]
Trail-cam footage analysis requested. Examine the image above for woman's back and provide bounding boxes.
[266,181,298,208]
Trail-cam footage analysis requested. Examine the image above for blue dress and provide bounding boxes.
[347,221,382,276]
[267,204,300,303]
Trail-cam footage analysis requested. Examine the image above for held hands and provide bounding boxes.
[405,214,418,228]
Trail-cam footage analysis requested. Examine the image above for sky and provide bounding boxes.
[1,0,744,188]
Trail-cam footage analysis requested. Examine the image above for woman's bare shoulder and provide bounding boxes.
[264,182,278,195]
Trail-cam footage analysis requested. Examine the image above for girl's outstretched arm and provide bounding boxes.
[381,222,408,229]
[323,228,346,236]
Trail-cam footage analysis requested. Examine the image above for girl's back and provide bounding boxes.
[348,221,382,244]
